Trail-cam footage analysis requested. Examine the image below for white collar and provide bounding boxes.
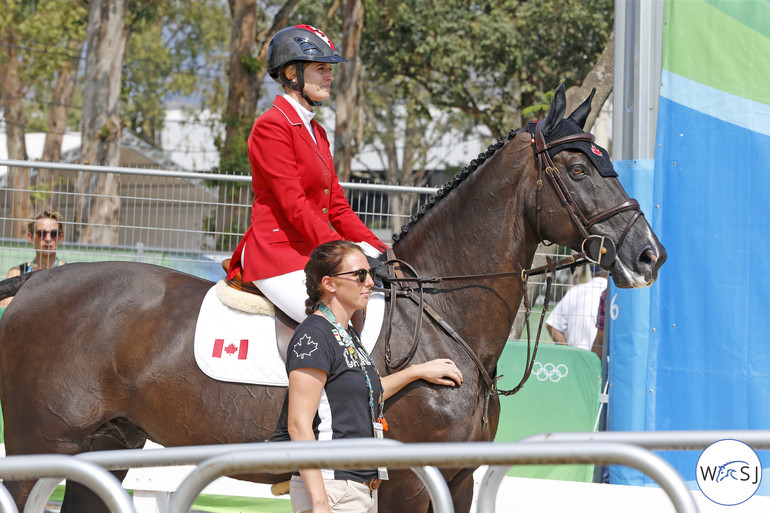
[282,93,317,142]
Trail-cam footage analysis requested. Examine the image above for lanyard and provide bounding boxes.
[318,303,383,425]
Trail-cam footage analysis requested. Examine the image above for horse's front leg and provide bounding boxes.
[377,468,432,513]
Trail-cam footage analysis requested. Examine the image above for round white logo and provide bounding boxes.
[531,362,569,383]
[696,439,762,506]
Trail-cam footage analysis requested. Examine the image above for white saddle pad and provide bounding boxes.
[194,285,288,386]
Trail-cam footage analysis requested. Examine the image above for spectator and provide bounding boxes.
[0,210,66,308]
[546,265,607,357]
[593,289,607,360]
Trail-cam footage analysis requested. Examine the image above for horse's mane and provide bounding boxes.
[392,127,525,242]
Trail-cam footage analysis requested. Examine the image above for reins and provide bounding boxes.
[380,249,595,423]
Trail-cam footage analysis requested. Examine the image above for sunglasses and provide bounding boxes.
[328,268,376,283]
[35,230,59,239]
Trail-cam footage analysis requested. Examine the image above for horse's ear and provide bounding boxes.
[567,88,596,129]
[543,83,567,134]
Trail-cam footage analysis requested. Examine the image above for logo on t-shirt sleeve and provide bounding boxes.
[292,334,318,359]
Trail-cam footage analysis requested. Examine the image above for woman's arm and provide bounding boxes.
[287,367,331,513]
[381,359,463,401]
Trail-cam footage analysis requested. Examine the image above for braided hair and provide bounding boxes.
[304,240,362,315]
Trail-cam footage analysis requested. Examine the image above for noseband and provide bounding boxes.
[532,120,644,267]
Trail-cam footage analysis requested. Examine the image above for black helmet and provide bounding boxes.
[267,25,347,80]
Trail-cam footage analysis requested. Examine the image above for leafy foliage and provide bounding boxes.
[123,0,230,146]
[363,0,613,138]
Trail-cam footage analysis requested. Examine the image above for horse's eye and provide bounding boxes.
[569,164,587,178]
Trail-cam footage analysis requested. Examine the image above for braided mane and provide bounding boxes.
[392,127,525,242]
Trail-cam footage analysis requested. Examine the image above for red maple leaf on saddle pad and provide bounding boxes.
[211,338,249,359]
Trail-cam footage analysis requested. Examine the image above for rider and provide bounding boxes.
[227,24,387,324]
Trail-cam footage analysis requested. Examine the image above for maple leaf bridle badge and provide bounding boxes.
[293,334,318,359]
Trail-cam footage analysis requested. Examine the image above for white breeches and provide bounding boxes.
[253,270,308,324]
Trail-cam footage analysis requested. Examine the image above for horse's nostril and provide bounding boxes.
[637,248,655,272]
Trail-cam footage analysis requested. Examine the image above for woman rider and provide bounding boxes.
[227,25,387,326]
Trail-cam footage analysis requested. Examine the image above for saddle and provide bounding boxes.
[219,258,295,361]
[221,258,262,295]
[220,258,367,335]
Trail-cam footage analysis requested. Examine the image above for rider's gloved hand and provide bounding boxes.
[355,241,382,258]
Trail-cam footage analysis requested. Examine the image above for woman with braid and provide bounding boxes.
[286,240,462,513]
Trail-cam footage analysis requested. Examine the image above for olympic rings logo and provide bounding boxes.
[532,362,569,382]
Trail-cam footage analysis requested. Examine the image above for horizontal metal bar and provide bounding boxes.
[72,439,403,470]
[0,159,439,193]
[159,440,695,513]
[519,430,770,451]
[0,455,133,513]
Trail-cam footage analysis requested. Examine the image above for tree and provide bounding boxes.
[363,0,614,137]
[332,0,364,182]
[211,0,301,251]
[75,0,133,245]
[0,1,29,239]
[1,0,88,236]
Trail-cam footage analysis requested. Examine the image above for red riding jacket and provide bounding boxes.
[228,95,387,282]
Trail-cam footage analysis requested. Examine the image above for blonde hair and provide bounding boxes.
[27,210,64,235]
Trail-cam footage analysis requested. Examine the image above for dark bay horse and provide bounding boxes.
[0,84,665,513]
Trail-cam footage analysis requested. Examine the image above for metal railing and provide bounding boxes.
[16,437,708,513]
[0,159,586,340]
[13,431,770,513]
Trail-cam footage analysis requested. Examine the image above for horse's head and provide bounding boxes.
[526,84,666,288]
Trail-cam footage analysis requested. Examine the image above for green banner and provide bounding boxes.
[495,340,602,481]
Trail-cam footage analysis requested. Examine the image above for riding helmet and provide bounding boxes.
[267,24,347,81]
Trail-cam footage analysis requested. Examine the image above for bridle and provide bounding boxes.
[379,121,647,424]
[532,119,644,267]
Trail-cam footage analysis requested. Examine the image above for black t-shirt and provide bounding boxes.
[287,314,382,482]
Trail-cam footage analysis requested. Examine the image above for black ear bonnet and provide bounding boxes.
[526,118,617,178]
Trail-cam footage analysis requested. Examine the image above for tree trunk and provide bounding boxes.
[0,24,31,239]
[333,0,365,183]
[76,0,128,245]
[215,0,258,252]
[566,30,614,132]
[39,41,83,213]
[223,0,257,159]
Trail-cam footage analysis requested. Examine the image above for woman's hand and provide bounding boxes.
[413,358,463,387]
[382,358,463,400]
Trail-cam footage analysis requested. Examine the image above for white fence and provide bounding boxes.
[0,159,589,339]
[0,159,437,280]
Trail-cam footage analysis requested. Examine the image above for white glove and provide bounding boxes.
[355,241,383,258]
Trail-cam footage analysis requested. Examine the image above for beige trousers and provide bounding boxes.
[290,475,377,513]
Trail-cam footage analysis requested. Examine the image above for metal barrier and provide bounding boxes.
[0,454,134,513]
[476,430,770,513]
[168,440,697,513]
[0,483,15,513]
[18,438,702,513]
[25,439,403,513]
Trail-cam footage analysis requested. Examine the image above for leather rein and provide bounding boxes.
[379,122,646,424]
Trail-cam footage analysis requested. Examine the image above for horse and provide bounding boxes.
[0,84,665,513]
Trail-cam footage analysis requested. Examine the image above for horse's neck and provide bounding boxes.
[392,142,538,367]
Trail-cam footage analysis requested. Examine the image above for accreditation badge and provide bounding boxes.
[373,421,389,480]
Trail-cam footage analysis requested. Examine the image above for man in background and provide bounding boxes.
[546,265,608,359]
